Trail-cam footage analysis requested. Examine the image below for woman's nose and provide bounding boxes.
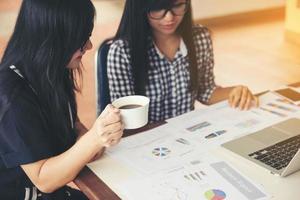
[163,10,175,21]
[85,39,93,50]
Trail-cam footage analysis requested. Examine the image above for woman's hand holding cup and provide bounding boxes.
[92,104,124,148]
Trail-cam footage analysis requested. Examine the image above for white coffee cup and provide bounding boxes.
[112,95,150,129]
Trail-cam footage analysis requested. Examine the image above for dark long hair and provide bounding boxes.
[114,0,198,95]
[0,0,95,150]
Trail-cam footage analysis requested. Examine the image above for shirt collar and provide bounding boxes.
[153,38,188,59]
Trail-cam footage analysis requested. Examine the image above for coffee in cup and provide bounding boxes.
[118,104,142,109]
[112,95,150,129]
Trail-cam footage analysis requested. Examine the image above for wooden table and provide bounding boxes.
[74,82,300,199]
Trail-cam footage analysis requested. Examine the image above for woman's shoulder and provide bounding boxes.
[0,69,25,120]
[0,68,25,99]
[109,39,130,53]
[107,39,131,63]
[0,68,35,122]
[192,24,212,41]
[191,24,213,51]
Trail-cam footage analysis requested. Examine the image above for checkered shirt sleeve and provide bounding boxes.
[107,40,135,101]
[194,25,217,104]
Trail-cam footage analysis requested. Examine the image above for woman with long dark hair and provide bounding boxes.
[0,0,123,199]
[107,0,258,122]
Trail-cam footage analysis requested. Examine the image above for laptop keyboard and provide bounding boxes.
[248,134,300,170]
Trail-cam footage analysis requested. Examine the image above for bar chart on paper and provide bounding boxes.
[121,161,269,200]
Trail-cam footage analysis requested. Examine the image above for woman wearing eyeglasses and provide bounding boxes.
[107,0,259,122]
[0,0,123,199]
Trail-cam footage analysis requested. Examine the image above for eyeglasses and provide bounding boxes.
[148,2,189,20]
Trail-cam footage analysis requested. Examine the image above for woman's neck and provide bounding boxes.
[152,31,181,61]
[153,31,179,46]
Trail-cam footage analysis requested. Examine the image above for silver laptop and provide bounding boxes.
[222,118,300,177]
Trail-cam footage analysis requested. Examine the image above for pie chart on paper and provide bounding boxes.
[152,147,171,157]
[204,189,226,200]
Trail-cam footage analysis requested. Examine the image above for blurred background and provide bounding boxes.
[0,0,300,128]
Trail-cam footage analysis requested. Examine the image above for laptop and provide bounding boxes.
[222,118,300,177]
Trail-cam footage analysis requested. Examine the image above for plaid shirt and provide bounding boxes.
[107,25,216,122]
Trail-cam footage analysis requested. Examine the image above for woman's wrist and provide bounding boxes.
[82,128,105,152]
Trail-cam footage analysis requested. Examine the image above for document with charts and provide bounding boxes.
[118,156,270,200]
[166,92,300,147]
[106,124,198,174]
[104,125,270,200]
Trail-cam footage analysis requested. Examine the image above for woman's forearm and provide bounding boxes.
[21,129,104,193]
[208,85,258,109]
[22,106,123,193]
[75,119,89,139]
[208,86,234,105]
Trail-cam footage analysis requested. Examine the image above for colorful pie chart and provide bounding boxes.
[204,189,226,200]
[152,147,171,157]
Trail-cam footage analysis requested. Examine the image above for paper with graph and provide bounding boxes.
[120,160,269,200]
[105,125,270,199]
[166,92,300,146]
